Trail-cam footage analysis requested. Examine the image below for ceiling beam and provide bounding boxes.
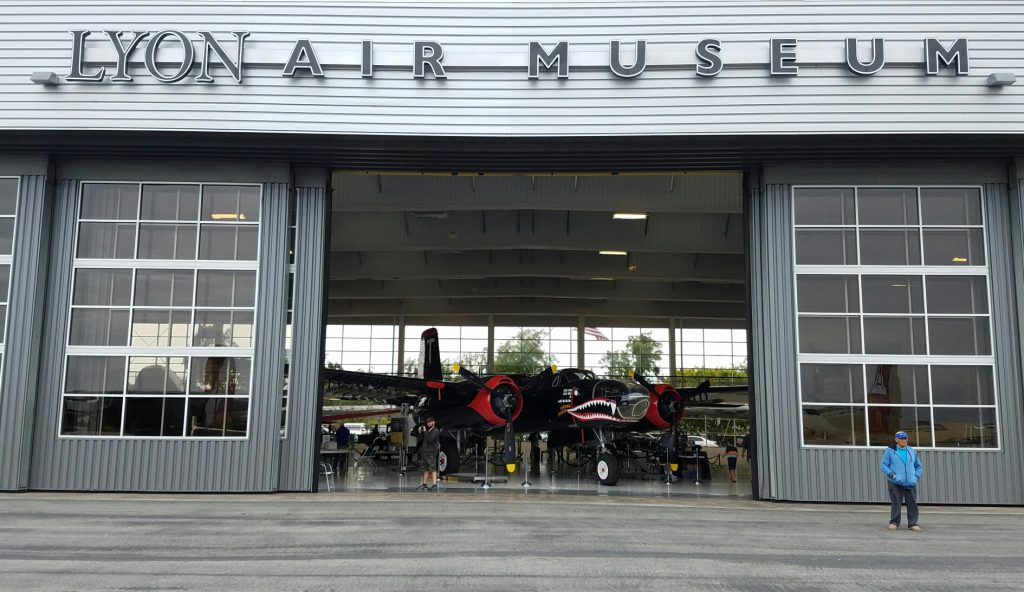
[326,298,746,319]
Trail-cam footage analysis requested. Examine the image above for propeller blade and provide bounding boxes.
[453,363,492,393]
[503,423,516,473]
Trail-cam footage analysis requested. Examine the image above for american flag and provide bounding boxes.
[583,327,609,341]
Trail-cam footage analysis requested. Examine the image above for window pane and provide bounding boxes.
[137,224,197,259]
[793,187,855,225]
[859,229,921,265]
[928,318,991,355]
[923,229,985,266]
[140,184,200,221]
[77,223,136,259]
[866,364,929,405]
[198,225,258,261]
[0,218,13,255]
[127,356,187,395]
[797,275,859,313]
[0,264,9,300]
[926,276,988,314]
[798,316,861,354]
[61,396,123,436]
[803,406,866,445]
[920,187,982,226]
[80,184,138,220]
[195,271,256,307]
[867,406,932,447]
[134,270,194,307]
[190,357,252,395]
[0,305,5,340]
[123,397,186,437]
[202,185,261,222]
[130,310,192,347]
[863,317,926,355]
[800,364,863,404]
[795,229,857,265]
[931,366,995,405]
[933,407,997,448]
[73,269,132,306]
[0,178,17,215]
[857,188,919,225]
[186,397,248,437]
[194,310,255,347]
[69,309,130,346]
[861,276,924,314]
[65,356,125,394]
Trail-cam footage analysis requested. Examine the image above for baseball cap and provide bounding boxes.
[895,431,909,439]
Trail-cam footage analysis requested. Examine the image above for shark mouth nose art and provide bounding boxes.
[567,398,626,422]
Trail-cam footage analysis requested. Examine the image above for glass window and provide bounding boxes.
[69,309,130,346]
[922,229,985,266]
[797,275,859,313]
[137,224,197,259]
[793,187,855,225]
[123,397,186,437]
[794,229,857,265]
[867,406,932,447]
[920,187,982,226]
[73,269,132,306]
[928,318,991,356]
[130,310,192,347]
[800,364,863,404]
[798,316,861,354]
[65,356,125,394]
[202,185,261,222]
[0,218,14,255]
[80,184,138,220]
[193,310,255,347]
[926,276,987,314]
[802,406,866,446]
[60,396,123,436]
[858,188,918,225]
[77,223,136,259]
[187,397,249,437]
[866,364,929,405]
[0,178,18,216]
[198,225,259,261]
[863,317,926,355]
[195,271,256,307]
[127,356,187,394]
[141,184,200,221]
[933,407,997,448]
[931,366,994,406]
[134,270,194,307]
[190,357,252,396]
[859,229,921,265]
[861,276,923,314]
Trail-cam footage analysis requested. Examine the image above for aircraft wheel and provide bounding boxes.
[596,453,620,486]
[439,439,460,475]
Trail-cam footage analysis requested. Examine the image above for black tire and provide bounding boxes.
[596,453,620,486]
[438,439,460,475]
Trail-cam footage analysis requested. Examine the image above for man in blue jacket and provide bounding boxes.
[880,431,924,531]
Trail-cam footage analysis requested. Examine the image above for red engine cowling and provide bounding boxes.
[466,375,523,427]
[644,384,683,430]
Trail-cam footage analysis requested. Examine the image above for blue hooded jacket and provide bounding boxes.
[880,444,923,488]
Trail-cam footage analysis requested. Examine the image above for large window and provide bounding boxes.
[0,177,18,383]
[60,183,261,438]
[794,186,997,449]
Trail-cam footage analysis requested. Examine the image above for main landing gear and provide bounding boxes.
[593,428,620,486]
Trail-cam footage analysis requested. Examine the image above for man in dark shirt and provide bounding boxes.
[416,417,441,491]
[333,424,350,473]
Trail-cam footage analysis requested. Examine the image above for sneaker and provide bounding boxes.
[429,484,438,491]
[415,484,428,491]
[909,525,922,532]
[888,523,898,530]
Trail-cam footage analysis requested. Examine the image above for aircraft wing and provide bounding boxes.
[323,368,450,405]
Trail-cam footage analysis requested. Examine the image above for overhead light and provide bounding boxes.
[590,277,615,281]
[612,212,648,220]
[952,257,968,263]
[599,250,628,256]
[211,213,246,221]
[411,211,448,219]
[890,284,907,288]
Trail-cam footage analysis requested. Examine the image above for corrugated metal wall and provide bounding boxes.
[0,172,52,490]
[1,1,1021,137]
[28,166,294,492]
[278,184,329,492]
[750,170,1024,504]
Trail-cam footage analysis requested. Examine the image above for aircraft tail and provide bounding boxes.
[418,328,442,381]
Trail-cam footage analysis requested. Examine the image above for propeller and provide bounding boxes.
[453,363,520,473]
[631,369,682,477]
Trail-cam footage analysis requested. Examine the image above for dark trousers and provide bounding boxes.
[888,482,919,527]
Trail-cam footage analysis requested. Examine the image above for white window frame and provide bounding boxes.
[792,185,999,451]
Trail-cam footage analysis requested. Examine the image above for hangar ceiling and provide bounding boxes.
[328,172,746,327]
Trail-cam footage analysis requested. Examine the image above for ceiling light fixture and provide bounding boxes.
[599,250,628,256]
[211,213,245,221]
[411,211,448,219]
[952,256,968,263]
[612,212,648,220]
